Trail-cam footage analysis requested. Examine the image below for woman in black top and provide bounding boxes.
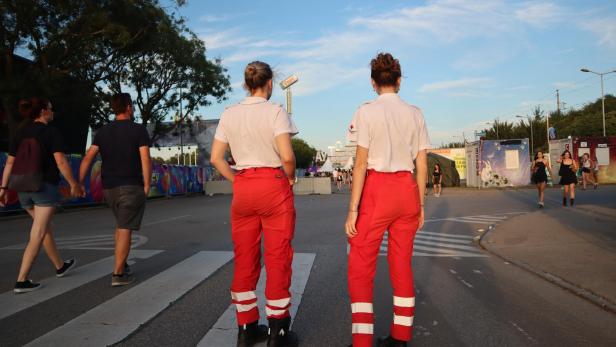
[557,150,578,206]
[432,164,442,197]
[0,98,82,293]
[531,151,551,208]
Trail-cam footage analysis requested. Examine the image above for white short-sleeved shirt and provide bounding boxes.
[214,96,298,170]
[347,93,430,172]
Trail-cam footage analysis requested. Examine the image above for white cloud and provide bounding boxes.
[419,78,491,93]
[579,17,616,49]
[199,29,249,50]
[515,2,568,27]
[199,14,233,23]
[553,82,577,89]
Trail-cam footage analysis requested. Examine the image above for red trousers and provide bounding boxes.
[230,168,295,325]
[348,170,420,346]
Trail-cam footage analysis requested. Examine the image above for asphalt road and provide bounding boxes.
[0,185,615,346]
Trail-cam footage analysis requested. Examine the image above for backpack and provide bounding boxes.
[9,128,44,192]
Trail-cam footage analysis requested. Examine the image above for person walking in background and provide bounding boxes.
[79,93,152,287]
[432,163,442,197]
[0,98,80,293]
[531,151,551,208]
[557,150,577,207]
[210,61,299,347]
[346,53,429,347]
[580,153,598,190]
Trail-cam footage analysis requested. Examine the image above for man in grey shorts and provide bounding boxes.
[79,93,152,286]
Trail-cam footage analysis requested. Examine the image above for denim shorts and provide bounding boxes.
[18,183,61,210]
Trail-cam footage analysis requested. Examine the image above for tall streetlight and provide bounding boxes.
[516,115,534,159]
[580,68,616,137]
[280,75,299,115]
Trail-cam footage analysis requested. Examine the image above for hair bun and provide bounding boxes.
[371,52,401,87]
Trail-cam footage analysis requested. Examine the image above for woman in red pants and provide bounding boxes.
[210,61,299,347]
[345,53,429,347]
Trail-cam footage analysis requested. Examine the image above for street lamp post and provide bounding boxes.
[581,68,616,137]
[517,115,534,158]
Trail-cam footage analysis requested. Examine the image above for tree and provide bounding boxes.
[291,138,317,169]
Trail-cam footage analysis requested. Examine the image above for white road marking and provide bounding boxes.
[473,270,483,274]
[26,251,233,347]
[198,253,316,347]
[143,215,191,226]
[415,235,473,244]
[413,239,481,252]
[417,231,475,240]
[510,321,538,343]
[459,278,474,288]
[1,234,148,250]
[449,269,457,274]
[0,249,162,320]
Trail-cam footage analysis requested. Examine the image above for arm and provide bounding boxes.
[210,139,235,182]
[415,150,428,228]
[79,145,99,185]
[54,152,81,197]
[139,146,152,195]
[0,156,15,206]
[345,145,368,238]
[274,133,296,185]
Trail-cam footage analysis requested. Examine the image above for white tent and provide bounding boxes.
[318,158,333,172]
[342,157,353,170]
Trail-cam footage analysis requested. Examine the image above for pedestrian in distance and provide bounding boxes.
[556,150,577,207]
[346,53,429,347]
[580,153,598,190]
[337,168,344,191]
[79,93,152,287]
[531,151,551,208]
[210,61,299,347]
[0,98,81,293]
[432,163,442,197]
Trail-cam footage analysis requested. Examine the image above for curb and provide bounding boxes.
[478,225,616,315]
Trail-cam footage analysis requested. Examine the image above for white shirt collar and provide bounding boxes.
[241,96,268,105]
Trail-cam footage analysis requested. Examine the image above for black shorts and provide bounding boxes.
[104,185,146,230]
[582,167,591,173]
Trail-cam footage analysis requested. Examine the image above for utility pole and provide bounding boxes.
[556,89,560,114]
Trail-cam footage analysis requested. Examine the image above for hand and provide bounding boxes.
[0,189,7,207]
[79,184,87,198]
[288,177,295,186]
[70,184,83,198]
[144,185,150,196]
[418,207,425,229]
[345,211,359,238]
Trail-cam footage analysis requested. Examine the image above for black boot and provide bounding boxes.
[377,335,407,347]
[267,317,298,347]
[562,197,567,206]
[570,198,575,206]
[237,321,268,347]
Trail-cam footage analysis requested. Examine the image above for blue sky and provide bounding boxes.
[178,0,616,151]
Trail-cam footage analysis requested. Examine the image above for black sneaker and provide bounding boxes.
[377,335,407,347]
[56,258,77,278]
[237,321,268,347]
[14,280,42,294]
[123,262,132,276]
[267,317,298,347]
[111,273,135,287]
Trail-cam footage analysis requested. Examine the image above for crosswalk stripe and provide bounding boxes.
[1,234,149,250]
[444,217,495,224]
[0,249,162,320]
[457,216,503,223]
[415,235,474,245]
[413,239,479,251]
[416,231,475,240]
[25,251,233,347]
[198,253,316,347]
[412,245,487,257]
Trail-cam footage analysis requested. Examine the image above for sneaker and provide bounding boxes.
[14,280,42,294]
[538,202,544,208]
[237,321,268,347]
[267,317,298,347]
[111,273,135,287]
[377,335,407,347]
[123,262,132,276]
[56,258,77,278]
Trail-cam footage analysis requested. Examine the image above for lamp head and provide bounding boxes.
[280,75,299,90]
[580,68,590,73]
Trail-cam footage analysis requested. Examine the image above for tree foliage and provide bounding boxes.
[1,0,230,148]
[291,138,317,169]
[480,95,615,152]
